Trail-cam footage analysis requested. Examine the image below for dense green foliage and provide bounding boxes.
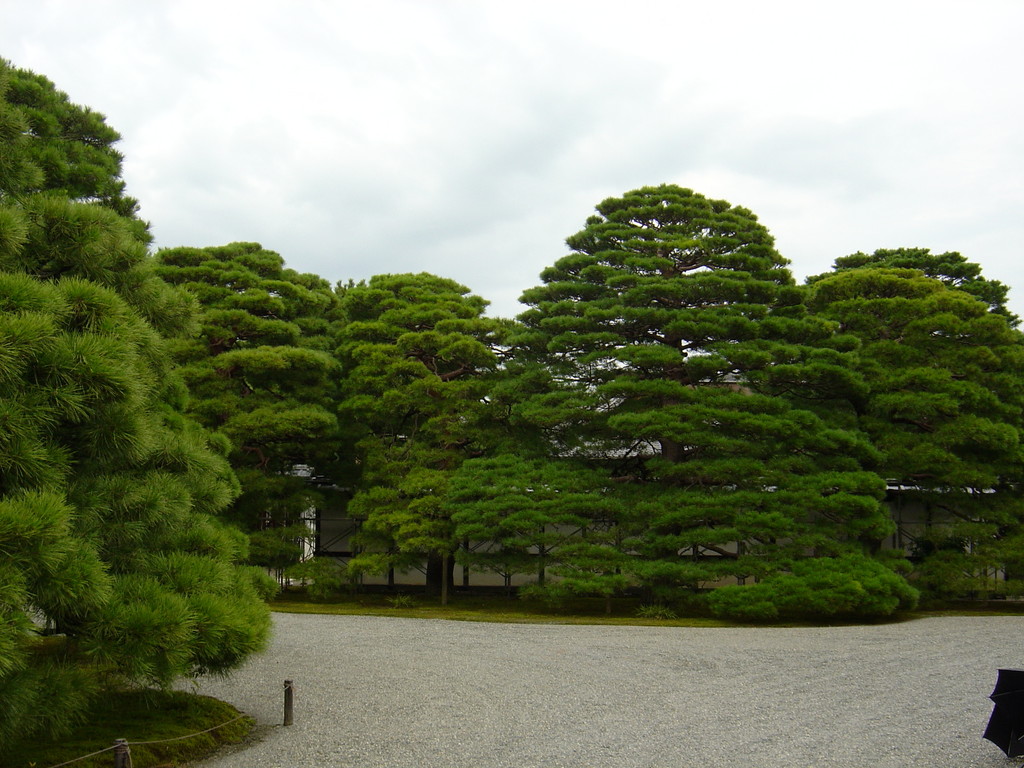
[825,247,1018,324]
[278,187,1021,618]
[706,555,919,620]
[336,273,508,600]
[154,242,346,572]
[0,62,271,750]
[2,689,253,768]
[0,60,147,233]
[447,455,627,601]
[807,259,1024,598]
[509,185,910,616]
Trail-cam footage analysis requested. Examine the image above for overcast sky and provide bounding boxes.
[4,0,1022,318]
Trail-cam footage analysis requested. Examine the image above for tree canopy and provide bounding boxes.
[823,248,1018,325]
[0,60,146,231]
[336,273,508,601]
[154,242,346,573]
[807,261,1024,597]
[0,65,271,749]
[514,185,909,615]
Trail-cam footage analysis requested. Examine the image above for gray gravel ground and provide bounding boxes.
[189,613,1024,768]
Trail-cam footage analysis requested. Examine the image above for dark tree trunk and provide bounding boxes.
[660,437,682,463]
[425,552,455,601]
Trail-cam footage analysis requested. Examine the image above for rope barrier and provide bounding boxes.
[124,714,248,746]
[38,679,292,768]
[44,744,119,768]
[41,713,249,768]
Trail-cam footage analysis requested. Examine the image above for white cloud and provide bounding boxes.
[4,0,1023,318]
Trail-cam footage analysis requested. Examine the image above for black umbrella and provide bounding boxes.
[984,668,1024,757]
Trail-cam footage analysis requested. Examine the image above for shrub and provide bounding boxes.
[707,555,919,621]
[636,603,678,620]
[284,557,347,600]
[387,594,415,609]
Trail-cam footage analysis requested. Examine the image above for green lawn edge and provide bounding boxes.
[269,589,1024,627]
[1,690,254,768]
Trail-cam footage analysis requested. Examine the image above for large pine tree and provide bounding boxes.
[155,242,346,574]
[336,273,507,602]
[0,61,272,748]
[807,256,1024,598]
[516,185,912,617]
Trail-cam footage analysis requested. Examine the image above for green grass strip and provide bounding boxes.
[1,690,253,768]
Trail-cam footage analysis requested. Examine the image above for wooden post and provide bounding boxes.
[283,679,294,726]
[441,552,449,606]
[112,739,130,768]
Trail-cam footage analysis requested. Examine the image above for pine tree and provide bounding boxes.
[336,273,507,602]
[516,185,911,615]
[829,247,1017,324]
[1,59,147,231]
[447,455,629,608]
[807,260,1024,599]
[0,62,272,749]
[155,242,346,572]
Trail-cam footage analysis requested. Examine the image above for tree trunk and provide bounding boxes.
[441,552,450,606]
[660,437,682,462]
[425,552,455,602]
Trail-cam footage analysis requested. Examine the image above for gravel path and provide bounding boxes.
[189,613,1024,768]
